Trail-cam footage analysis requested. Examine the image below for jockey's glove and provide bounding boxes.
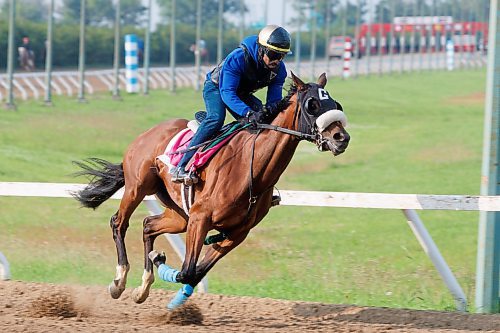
[246,110,266,128]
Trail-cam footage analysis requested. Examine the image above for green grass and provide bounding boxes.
[0,69,487,311]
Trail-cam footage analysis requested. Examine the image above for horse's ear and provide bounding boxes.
[290,71,305,90]
[317,73,327,88]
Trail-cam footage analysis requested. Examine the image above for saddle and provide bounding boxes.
[156,112,280,229]
[156,111,246,177]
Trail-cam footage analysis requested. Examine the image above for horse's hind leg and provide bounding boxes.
[131,206,188,304]
[108,188,144,299]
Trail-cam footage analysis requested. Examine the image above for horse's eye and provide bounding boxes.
[305,98,320,115]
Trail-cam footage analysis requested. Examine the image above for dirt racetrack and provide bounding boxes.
[1,280,499,333]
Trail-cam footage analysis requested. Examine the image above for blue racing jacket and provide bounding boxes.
[207,35,287,117]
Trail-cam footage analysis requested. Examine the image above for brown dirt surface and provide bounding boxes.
[445,92,485,106]
[1,280,499,333]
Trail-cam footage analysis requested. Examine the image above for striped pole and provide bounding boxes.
[343,37,352,79]
[124,34,139,93]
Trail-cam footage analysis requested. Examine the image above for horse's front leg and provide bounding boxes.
[132,208,188,304]
[153,213,210,310]
[191,229,250,287]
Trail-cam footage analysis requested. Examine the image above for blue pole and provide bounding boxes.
[475,0,500,314]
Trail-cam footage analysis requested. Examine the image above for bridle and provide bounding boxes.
[256,83,345,151]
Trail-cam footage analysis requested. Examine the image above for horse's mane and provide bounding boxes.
[275,82,298,114]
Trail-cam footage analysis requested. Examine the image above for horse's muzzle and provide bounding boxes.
[320,131,350,156]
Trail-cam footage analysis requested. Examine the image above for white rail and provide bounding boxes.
[1,182,499,310]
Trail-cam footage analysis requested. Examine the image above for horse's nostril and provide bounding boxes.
[333,132,344,141]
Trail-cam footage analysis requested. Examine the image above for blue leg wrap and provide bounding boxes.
[158,264,180,283]
[167,284,194,310]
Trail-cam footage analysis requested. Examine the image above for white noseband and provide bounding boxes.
[315,110,348,132]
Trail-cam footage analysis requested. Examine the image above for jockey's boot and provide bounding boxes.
[169,166,189,183]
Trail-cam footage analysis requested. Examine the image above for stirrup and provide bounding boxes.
[170,167,188,183]
[271,194,281,207]
[182,171,198,186]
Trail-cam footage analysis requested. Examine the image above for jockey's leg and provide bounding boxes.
[171,79,226,182]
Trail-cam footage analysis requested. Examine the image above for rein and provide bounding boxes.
[255,123,316,141]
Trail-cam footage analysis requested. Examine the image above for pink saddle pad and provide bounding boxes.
[160,128,239,172]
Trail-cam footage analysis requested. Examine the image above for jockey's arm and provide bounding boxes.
[218,51,253,117]
[264,64,287,116]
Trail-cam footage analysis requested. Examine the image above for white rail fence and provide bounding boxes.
[1,182,500,311]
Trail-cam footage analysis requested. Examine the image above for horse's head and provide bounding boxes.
[290,72,350,156]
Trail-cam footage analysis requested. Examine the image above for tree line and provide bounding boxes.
[0,0,488,70]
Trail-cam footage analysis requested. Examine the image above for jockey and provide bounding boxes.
[170,24,291,183]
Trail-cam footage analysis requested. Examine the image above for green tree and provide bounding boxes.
[0,0,48,23]
[156,0,243,28]
[60,0,114,26]
[60,0,145,27]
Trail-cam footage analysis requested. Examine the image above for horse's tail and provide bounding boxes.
[72,158,125,210]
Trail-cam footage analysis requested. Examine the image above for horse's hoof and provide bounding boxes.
[131,287,149,304]
[108,281,125,299]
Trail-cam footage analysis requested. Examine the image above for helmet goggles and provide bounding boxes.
[263,47,286,61]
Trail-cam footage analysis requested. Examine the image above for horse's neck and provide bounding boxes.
[253,99,300,187]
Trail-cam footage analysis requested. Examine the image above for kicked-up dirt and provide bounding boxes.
[0,280,499,332]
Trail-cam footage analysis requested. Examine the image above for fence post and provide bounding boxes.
[475,0,500,314]
[403,209,467,312]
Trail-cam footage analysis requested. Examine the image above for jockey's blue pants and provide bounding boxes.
[177,79,226,169]
[177,79,262,170]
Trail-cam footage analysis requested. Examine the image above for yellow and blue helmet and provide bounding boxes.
[258,25,291,54]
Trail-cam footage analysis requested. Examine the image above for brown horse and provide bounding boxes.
[73,72,350,309]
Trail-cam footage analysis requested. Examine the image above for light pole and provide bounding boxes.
[217,0,223,64]
[112,0,121,100]
[5,0,16,110]
[195,0,202,91]
[78,0,87,102]
[170,0,177,93]
[143,0,152,95]
[44,0,54,105]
